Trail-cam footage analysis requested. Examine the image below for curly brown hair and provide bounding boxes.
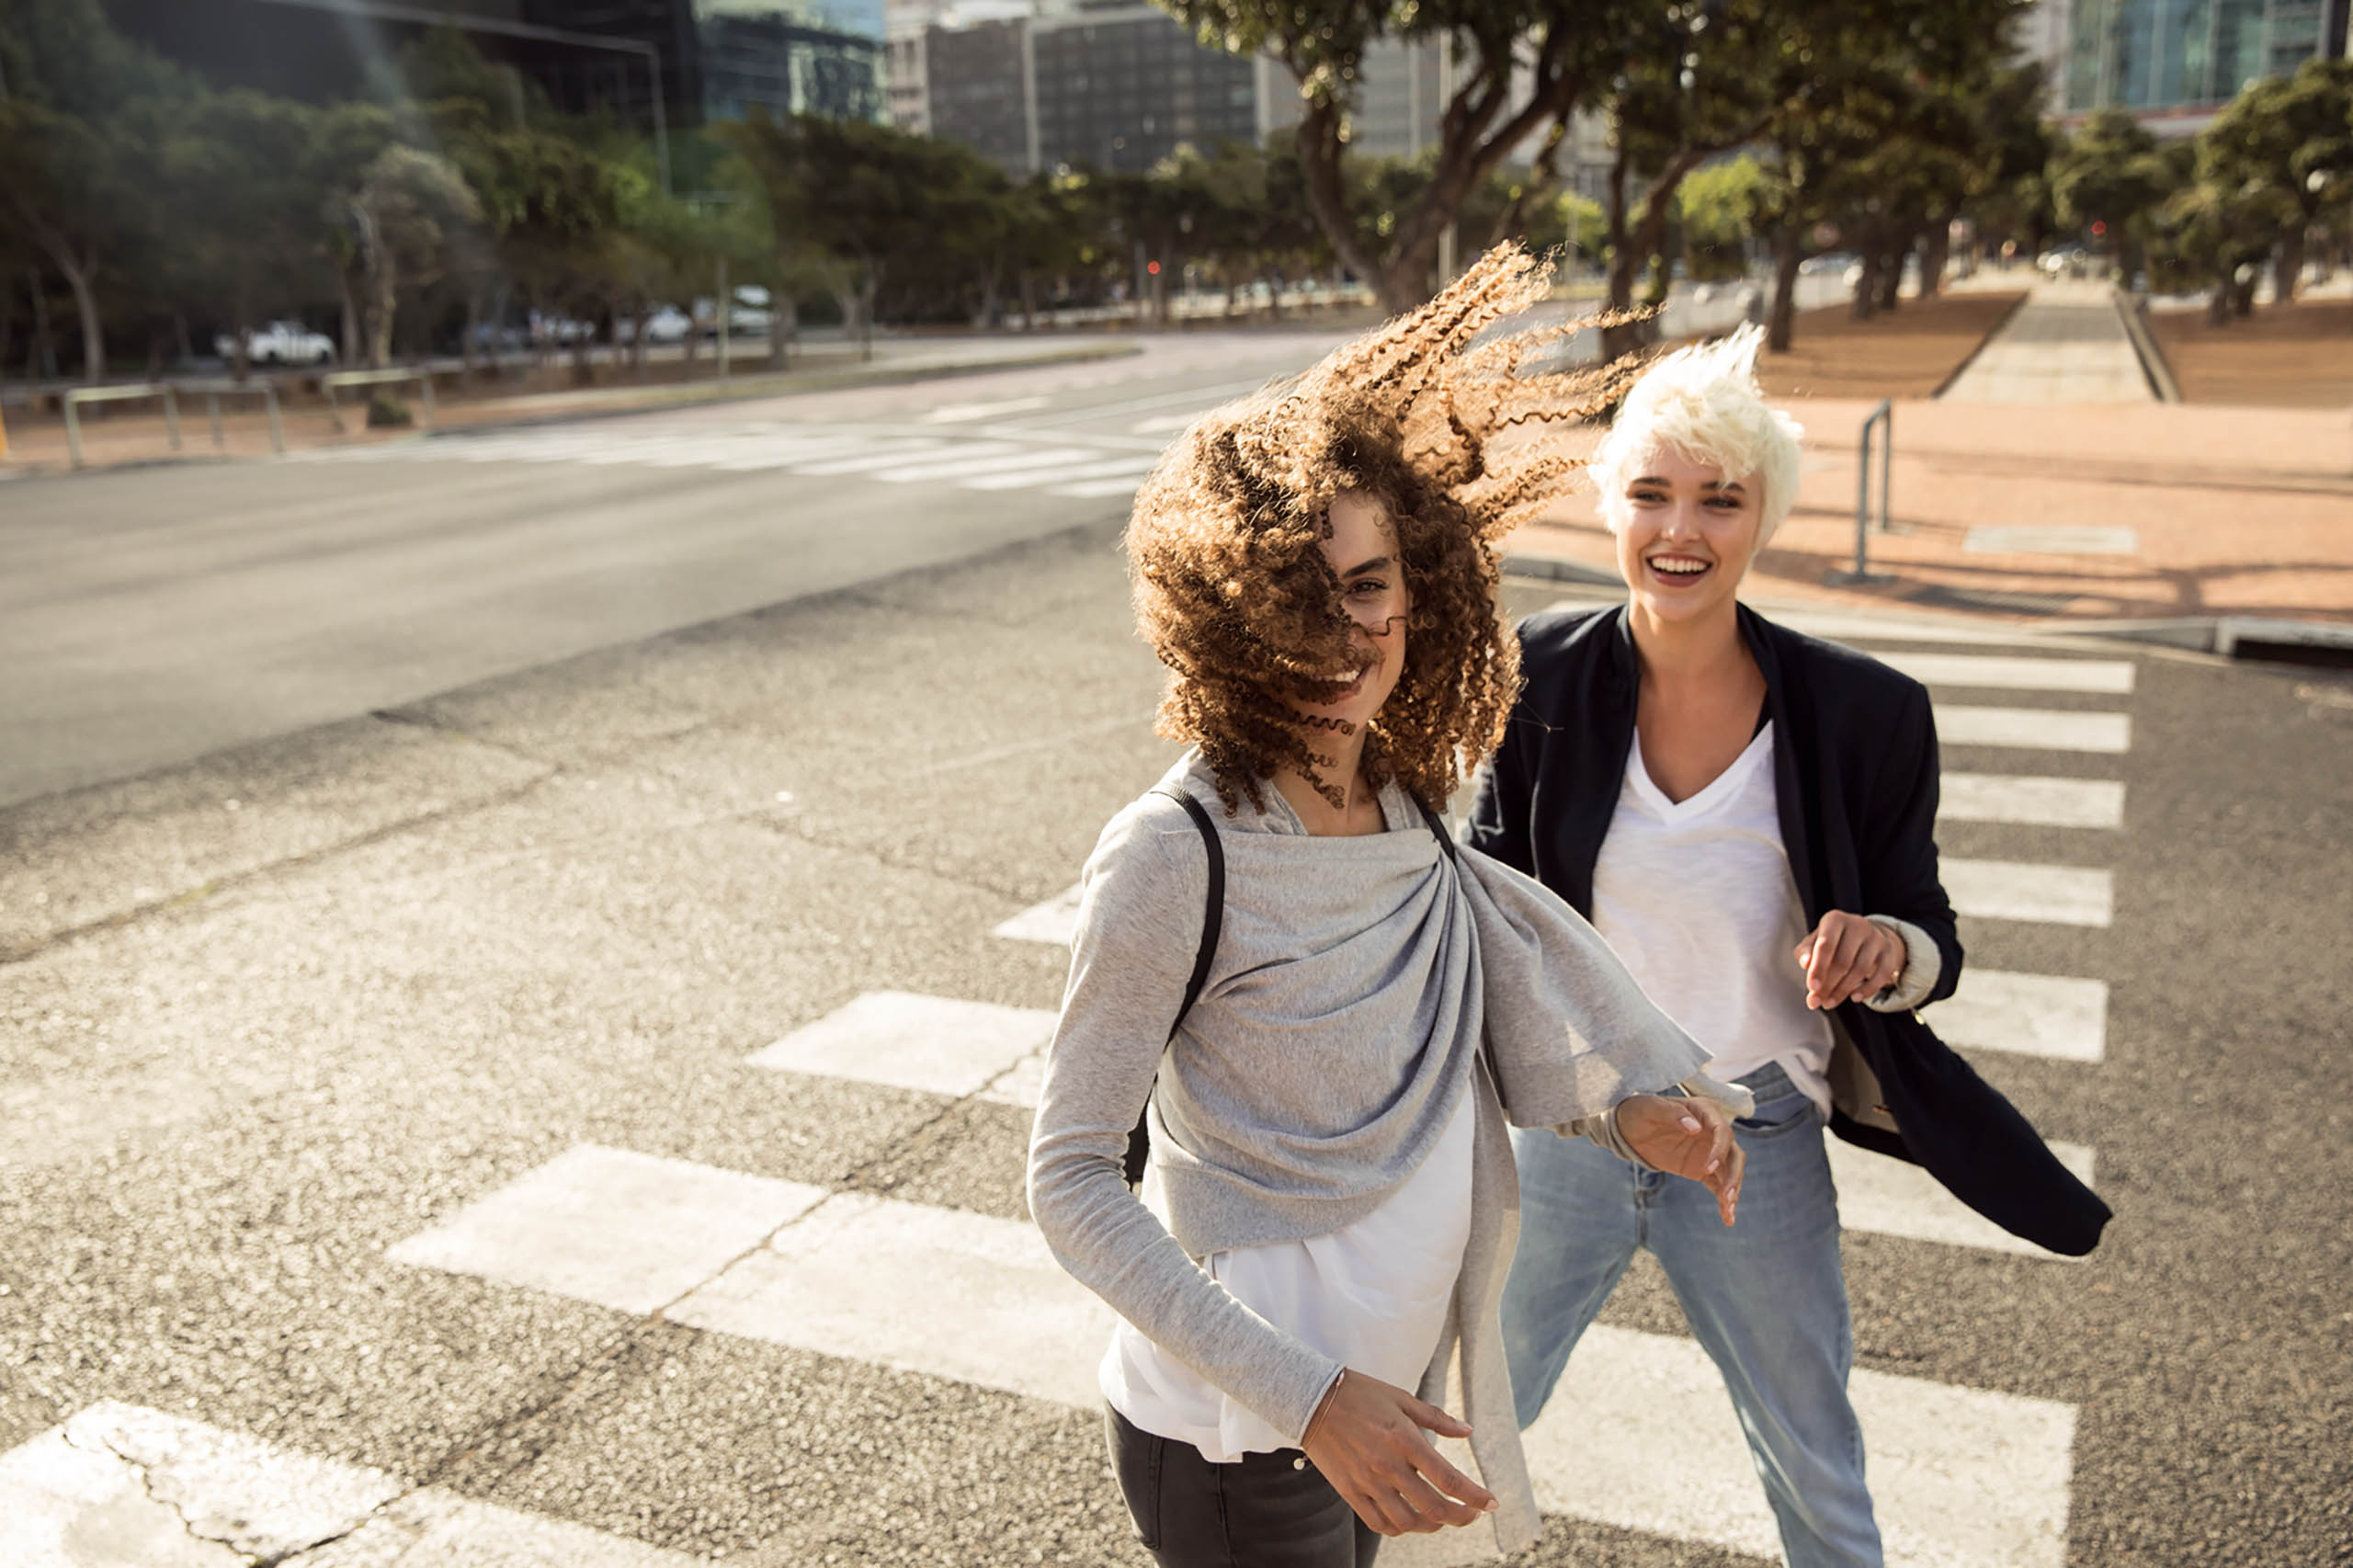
[1126,242,1639,813]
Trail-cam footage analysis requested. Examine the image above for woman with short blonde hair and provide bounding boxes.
[1469,324,2109,1568]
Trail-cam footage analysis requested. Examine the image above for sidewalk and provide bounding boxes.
[0,335,1144,476]
[1507,280,2353,632]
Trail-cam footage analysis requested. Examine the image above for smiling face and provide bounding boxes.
[1609,446,1766,625]
[1291,489,1410,733]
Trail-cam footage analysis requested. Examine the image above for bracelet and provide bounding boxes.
[1301,1369,1347,1451]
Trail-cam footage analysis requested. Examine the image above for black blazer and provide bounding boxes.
[1466,603,2110,1257]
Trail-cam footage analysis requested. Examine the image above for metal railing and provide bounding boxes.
[322,367,436,433]
[1828,398,1894,585]
[63,383,182,469]
[181,380,287,455]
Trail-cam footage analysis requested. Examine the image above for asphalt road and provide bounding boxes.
[2,347,2349,1567]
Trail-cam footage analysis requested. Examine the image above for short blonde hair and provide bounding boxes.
[1589,324,1804,546]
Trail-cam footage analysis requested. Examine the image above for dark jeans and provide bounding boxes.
[1106,1403,1381,1568]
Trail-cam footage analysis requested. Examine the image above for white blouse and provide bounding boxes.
[1592,723,1837,1113]
[1100,1074,1476,1460]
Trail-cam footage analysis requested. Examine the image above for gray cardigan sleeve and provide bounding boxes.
[1024,800,1344,1441]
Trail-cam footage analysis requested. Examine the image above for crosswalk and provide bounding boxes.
[289,421,1171,501]
[9,609,2128,1568]
[970,614,2132,1563]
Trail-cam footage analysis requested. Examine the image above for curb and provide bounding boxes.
[2110,288,2182,403]
[1501,552,2353,665]
[1927,290,2033,400]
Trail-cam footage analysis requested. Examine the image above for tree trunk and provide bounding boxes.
[53,251,104,383]
[858,275,877,361]
[1919,228,1950,300]
[631,301,651,381]
[2274,227,2306,305]
[28,268,57,381]
[1877,248,1903,312]
[338,274,361,367]
[1020,268,1037,332]
[460,288,481,385]
[1768,222,1802,352]
[367,256,398,369]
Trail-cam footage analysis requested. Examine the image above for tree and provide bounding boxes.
[161,89,324,377]
[1677,156,1767,283]
[0,0,185,380]
[337,144,481,367]
[2197,58,2353,303]
[2049,109,2176,280]
[1157,0,1637,312]
[724,112,1006,357]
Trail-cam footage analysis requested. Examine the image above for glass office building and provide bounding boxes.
[2063,0,2348,112]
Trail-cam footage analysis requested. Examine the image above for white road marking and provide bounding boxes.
[1938,970,2109,1062]
[926,395,1053,423]
[1935,704,2133,754]
[745,991,1055,1100]
[1049,475,1148,498]
[396,1153,2076,1568]
[0,1403,702,1567]
[1944,858,2115,926]
[670,1192,1113,1409]
[791,441,1017,476]
[1828,1138,2097,1259]
[869,447,1106,483]
[994,886,1082,946]
[387,1144,825,1314]
[1878,652,2135,695]
[1964,525,2140,556]
[1939,773,2125,828]
[962,454,1162,490]
[1526,1324,2075,1568]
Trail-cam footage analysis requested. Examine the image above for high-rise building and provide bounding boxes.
[2059,0,2349,128]
[101,0,884,141]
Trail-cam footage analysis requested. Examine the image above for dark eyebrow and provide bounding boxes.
[1339,554,1392,579]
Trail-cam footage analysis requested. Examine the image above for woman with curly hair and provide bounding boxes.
[1027,244,1752,1566]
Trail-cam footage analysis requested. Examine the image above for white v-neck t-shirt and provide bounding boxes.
[1591,722,1835,1112]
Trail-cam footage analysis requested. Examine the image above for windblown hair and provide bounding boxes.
[1126,243,1640,812]
[1588,323,1806,546]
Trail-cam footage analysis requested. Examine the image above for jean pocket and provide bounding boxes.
[1734,1091,1821,1141]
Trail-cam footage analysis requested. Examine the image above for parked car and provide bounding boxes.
[615,305,694,346]
[691,286,774,338]
[215,320,335,367]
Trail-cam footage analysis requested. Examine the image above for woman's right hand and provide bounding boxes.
[1300,1369,1500,1535]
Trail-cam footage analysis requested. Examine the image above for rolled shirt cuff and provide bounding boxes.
[1864,914,1942,1011]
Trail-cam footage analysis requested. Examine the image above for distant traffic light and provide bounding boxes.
[2090,221,2107,238]
[1147,260,1161,276]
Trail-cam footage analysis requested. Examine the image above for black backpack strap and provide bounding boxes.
[1415,798,1460,862]
[1126,786,1222,1186]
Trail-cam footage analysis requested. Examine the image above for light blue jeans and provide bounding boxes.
[1502,1062,1883,1568]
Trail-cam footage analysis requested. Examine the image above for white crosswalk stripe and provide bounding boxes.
[1938,970,2109,1062]
[745,990,1054,1101]
[392,1146,2080,1568]
[1944,858,2114,926]
[1935,703,2132,754]
[1939,772,2125,827]
[292,423,1171,501]
[1828,1138,2096,1258]
[1879,651,2135,695]
[0,1403,705,1567]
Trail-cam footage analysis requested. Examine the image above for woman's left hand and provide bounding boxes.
[1795,911,1905,1010]
[1617,1095,1744,1225]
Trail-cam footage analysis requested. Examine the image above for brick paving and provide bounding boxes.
[1510,281,2353,629]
